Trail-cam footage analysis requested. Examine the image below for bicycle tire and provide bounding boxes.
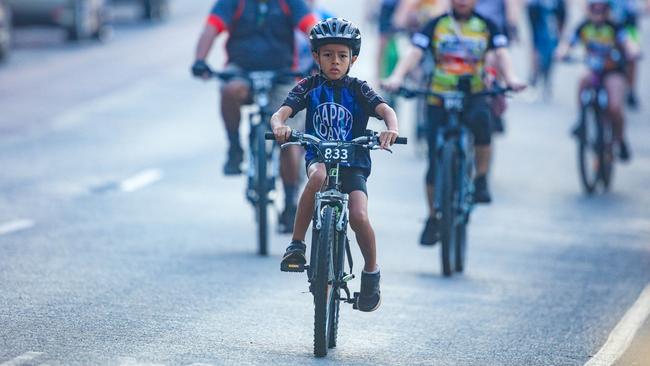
[578,104,601,195]
[328,231,345,349]
[255,124,269,256]
[455,217,467,273]
[600,119,615,191]
[313,207,335,357]
[439,143,457,277]
[455,144,473,273]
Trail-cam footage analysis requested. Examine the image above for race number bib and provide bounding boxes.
[320,143,355,164]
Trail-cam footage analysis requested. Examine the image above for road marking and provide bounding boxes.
[119,169,163,193]
[0,352,44,366]
[0,219,35,236]
[585,283,650,366]
[118,357,165,366]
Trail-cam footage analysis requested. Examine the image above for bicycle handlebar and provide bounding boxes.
[394,86,513,100]
[264,131,407,145]
[209,69,306,83]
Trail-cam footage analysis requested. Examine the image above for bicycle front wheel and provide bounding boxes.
[439,143,457,277]
[578,104,601,194]
[254,124,269,255]
[313,207,336,357]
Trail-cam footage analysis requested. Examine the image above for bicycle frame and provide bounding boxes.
[433,92,475,227]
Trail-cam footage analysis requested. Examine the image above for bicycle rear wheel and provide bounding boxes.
[439,143,457,277]
[578,105,601,195]
[254,124,269,255]
[313,207,336,357]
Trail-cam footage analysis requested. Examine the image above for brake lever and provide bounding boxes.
[368,143,393,154]
[280,142,303,149]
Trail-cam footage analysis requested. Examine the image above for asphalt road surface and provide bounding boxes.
[1,1,649,365]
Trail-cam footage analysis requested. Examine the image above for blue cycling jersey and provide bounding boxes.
[208,0,312,71]
[282,75,387,174]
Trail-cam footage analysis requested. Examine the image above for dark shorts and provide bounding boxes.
[306,160,368,196]
[425,96,492,185]
[379,2,398,35]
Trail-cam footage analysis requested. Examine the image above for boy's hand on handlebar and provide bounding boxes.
[273,125,292,144]
[379,129,399,149]
[191,60,212,80]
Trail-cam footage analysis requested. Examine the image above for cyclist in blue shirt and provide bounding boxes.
[270,18,400,312]
[191,0,318,233]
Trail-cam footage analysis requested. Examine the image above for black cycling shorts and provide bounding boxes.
[425,96,492,185]
[306,160,368,196]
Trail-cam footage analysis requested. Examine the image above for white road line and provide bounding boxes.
[0,219,35,236]
[118,357,166,366]
[119,169,163,193]
[585,283,650,366]
[0,352,44,366]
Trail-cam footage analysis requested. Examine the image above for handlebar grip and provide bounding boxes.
[264,132,275,140]
[395,137,408,145]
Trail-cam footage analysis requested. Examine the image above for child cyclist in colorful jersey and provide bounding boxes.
[555,0,640,161]
[270,18,400,312]
[383,0,526,245]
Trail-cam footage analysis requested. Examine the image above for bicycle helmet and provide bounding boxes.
[309,18,362,56]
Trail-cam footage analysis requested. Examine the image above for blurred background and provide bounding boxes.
[0,0,649,365]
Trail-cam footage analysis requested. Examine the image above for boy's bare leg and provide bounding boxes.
[291,163,326,242]
[348,191,377,273]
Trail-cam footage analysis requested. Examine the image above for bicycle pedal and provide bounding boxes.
[351,292,360,309]
[281,262,307,272]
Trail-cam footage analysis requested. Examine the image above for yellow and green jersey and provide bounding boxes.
[570,20,627,72]
[411,12,507,99]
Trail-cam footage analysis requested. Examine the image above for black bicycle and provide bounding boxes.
[211,70,303,255]
[562,56,617,194]
[266,130,406,357]
[398,84,510,276]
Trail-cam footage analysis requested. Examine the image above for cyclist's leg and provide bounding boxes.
[342,169,381,312]
[220,65,251,174]
[572,72,593,136]
[282,162,326,265]
[604,71,630,159]
[345,181,374,272]
[624,22,640,108]
[527,3,542,85]
[484,52,507,133]
[293,162,326,242]
[421,104,444,245]
[376,2,397,83]
[465,97,493,203]
[271,84,304,231]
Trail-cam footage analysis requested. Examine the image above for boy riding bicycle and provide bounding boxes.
[270,18,400,312]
